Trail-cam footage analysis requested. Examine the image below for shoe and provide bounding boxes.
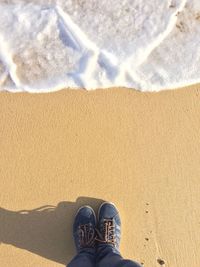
[73,205,96,253]
[96,202,121,251]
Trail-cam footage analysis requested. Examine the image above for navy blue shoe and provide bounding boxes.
[73,206,96,253]
[96,202,121,252]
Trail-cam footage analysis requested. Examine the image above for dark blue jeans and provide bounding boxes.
[68,246,142,267]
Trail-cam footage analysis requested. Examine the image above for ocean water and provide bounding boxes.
[0,0,199,92]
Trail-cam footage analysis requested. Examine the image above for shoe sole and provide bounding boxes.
[97,201,119,221]
[75,205,97,225]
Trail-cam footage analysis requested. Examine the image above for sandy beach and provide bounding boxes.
[0,86,200,266]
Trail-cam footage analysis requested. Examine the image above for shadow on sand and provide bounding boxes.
[0,196,104,266]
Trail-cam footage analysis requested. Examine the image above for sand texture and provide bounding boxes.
[0,87,200,266]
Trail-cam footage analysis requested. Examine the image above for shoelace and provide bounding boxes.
[78,224,96,248]
[95,219,116,246]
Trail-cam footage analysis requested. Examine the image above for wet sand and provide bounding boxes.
[0,86,200,266]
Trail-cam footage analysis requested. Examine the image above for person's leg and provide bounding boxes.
[96,202,142,267]
[67,206,96,267]
[68,248,95,267]
[96,245,141,267]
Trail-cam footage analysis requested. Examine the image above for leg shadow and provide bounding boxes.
[0,196,104,265]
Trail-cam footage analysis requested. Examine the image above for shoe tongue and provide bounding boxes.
[79,224,96,248]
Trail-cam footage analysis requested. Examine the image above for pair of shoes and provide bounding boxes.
[73,202,121,254]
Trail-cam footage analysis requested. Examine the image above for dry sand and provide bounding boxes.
[0,86,200,267]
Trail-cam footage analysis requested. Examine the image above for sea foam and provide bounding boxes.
[0,0,199,92]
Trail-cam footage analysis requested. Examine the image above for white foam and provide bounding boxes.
[0,0,199,92]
